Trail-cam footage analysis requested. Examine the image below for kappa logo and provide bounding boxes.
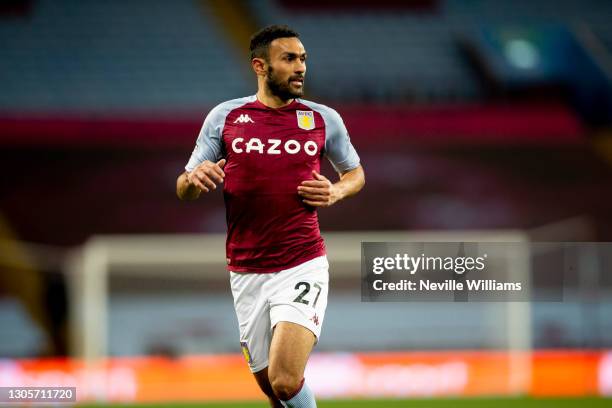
[297,110,315,130]
[310,314,320,326]
[233,114,255,124]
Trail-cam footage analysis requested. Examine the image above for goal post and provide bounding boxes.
[65,230,532,395]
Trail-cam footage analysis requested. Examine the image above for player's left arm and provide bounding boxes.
[298,165,365,207]
[298,106,364,207]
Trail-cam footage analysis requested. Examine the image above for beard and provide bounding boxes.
[266,65,304,101]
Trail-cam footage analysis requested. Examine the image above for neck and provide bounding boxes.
[256,84,294,109]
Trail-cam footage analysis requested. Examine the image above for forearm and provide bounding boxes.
[176,171,201,201]
[333,165,365,201]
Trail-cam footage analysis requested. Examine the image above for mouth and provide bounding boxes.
[290,77,304,87]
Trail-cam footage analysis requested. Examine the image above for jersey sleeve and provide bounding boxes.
[323,108,361,173]
[185,105,227,172]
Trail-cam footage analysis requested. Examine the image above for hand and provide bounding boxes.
[188,159,226,193]
[297,170,341,207]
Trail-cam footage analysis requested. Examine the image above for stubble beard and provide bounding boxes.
[266,65,304,101]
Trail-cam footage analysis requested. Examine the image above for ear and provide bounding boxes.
[251,57,267,77]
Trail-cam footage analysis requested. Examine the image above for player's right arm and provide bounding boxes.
[177,102,228,201]
[176,159,226,200]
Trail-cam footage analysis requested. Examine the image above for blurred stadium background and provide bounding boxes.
[1,0,612,406]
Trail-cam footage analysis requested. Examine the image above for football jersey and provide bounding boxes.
[185,95,360,273]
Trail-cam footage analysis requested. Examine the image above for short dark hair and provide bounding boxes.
[249,24,300,61]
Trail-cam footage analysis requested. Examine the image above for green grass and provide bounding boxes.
[80,397,611,408]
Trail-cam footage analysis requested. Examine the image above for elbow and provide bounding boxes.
[176,173,197,201]
[176,190,188,201]
[357,165,366,192]
[177,188,199,201]
[176,176,185,201]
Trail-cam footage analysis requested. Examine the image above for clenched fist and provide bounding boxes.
[297,170,341,207]
[188,159,226,193]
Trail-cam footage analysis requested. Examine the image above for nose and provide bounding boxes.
[295,60,305,75]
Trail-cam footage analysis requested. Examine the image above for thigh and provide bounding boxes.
[268,321,316,380]
[267,256,329,378]
[230,272,272,373]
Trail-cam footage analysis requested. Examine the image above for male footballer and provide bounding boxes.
[176,25,365,407]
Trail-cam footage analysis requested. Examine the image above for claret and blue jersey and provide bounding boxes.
[186,95,360,273]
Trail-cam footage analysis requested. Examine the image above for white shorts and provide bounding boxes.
[229,256,329,373]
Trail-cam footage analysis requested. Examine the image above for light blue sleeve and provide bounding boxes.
[185,105,226,172]
[321,108,361,173]
[184,96,255,172]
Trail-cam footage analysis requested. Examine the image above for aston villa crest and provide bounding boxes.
[296,110,315,130]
